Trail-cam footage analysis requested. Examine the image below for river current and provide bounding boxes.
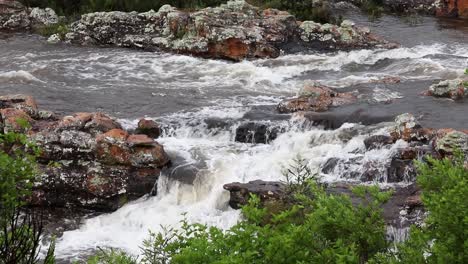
[1,11,468,260]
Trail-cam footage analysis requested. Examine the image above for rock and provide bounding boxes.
[278,83,357,113]
[0,94,38,118]
[436,0,468,18]
[29,7,58,26]
[136,118,161,138]
[58,112,122,135]
[364,135,394,150]
[388,158,417,182]
[47,33,61,43]
[223,180,286,209]
[235,122,278,144]
[65,0,395,61]
[0,1,58,31]
[427,79,468,100]
[435,130,468,156]
[0,108,33,133]
[390,113,432,142]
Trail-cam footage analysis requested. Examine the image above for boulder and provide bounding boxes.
[0,94,38,118]
[278,83,357,113]
[0,1,58,31]
[390,113,432,142]
[434,130,468,156]
[0,108,33,133]
[136,118,161,138]
[235,122,278,144]
[436,0,468,18]
[223,180,286,209]
[426,79,468,100]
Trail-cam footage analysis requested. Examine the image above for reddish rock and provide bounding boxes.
[436,0,468,18]
[136,118,161,138]
[58,112,121,134]
[0,94,38,118]
[0,108,33,133]
[96,129,131,165]
[277,83,356,113]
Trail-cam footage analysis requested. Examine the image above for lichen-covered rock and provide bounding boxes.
[299,19,398,50]
[435,130,468,155]
[0,1,58,31]
[29,7,58,26]
[0,108,33,133]
[390,113,433,142]
[277,83,357,113]
[65,0,396,61]
[0,94,38,118]
[427,79,468,100]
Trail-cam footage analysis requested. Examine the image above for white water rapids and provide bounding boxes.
[2,28,467,259]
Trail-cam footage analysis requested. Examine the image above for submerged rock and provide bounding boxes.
[65,0,396,61]
[0,94,171,212]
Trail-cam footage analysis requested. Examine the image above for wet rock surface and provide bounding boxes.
[64,0,397,61]
[0,94,171,212]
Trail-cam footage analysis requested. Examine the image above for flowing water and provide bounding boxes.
[1,12,468,260]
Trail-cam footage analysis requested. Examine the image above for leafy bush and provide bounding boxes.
[0,131,55,264]
[390,154,468,264]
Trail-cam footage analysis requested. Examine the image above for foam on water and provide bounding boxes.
[0,70,43,83]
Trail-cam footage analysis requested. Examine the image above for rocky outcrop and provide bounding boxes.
[277,83,357,113]
[0,94,171,212]
[425,79,468,100]
[136,118,161,139]
[64,0,397,61]
[0,0,58,31]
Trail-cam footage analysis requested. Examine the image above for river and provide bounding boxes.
[1,11,467,260]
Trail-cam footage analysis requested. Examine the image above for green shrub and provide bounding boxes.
[392,154,468,264]
[0,131,55,264]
